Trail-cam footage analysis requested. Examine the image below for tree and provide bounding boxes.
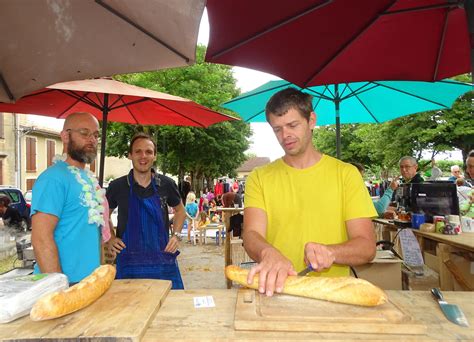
[106,45,251,194]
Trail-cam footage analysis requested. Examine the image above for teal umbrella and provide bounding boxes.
[222,79,473,158]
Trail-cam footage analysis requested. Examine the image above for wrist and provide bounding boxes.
[172,231,182,241]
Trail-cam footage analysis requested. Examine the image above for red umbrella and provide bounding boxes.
[0,78,237,184]
[205,0,472,86]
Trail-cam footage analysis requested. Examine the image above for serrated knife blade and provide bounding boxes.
[297,265,313,276]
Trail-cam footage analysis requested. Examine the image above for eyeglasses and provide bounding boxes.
[67,128,100,141]
[399,164,415,169]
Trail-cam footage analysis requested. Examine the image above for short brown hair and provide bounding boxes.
[0,196,11,207]
[129,132,157,155]
[265,87,313,122]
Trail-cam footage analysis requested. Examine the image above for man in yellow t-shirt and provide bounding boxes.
[243,88,377,297]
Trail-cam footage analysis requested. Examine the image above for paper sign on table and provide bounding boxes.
[193,296,215,308]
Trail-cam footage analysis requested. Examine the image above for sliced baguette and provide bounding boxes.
[225,265,387,306]
[30,265,116,321]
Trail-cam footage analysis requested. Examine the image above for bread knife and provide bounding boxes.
[297,265,313,276]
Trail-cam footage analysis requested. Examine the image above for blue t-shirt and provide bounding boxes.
[31,161,100,283]
[185,202,198,217]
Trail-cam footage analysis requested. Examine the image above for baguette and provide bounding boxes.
[225,265,387,306]
[30,265,116,321]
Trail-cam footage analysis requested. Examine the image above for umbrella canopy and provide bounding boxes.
[0,0,206,103]
[206,0,472,86]
[0,78,237,184]
[222,79,472,157]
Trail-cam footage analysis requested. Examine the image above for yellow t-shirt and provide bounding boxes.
[244,155,377,277]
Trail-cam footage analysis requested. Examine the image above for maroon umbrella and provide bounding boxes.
[0,78,237,184]
[205,0,472,86]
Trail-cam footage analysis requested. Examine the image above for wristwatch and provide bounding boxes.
[172,231,182,241]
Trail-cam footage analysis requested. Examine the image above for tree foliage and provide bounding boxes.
[312,74,473,174]
[105,45,251,193]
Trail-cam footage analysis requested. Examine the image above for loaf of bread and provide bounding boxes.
[225,265,387,306]
[30,265,116,321]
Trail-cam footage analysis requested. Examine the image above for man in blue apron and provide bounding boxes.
[106,133,186,289]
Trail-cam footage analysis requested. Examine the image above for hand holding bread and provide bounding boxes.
[30,265,116,321]
[225,265,387,307]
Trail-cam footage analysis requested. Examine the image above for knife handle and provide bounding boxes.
[431,288,444,301]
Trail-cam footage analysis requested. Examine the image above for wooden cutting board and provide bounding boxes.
[234,289,426,335]
[0,279,171,341]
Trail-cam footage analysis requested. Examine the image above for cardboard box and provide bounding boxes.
[423,252,439,273]
[402,265,439,291]
[354,250,403,290]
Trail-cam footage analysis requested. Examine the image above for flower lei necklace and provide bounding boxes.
[53,154,105,226]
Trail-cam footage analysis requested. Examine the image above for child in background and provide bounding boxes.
[185,191,199,243]
[202,198,210,214]
[197,211,210,230]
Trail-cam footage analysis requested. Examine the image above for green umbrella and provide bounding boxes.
[222,79,472,158]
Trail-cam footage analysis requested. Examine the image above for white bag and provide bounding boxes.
[0,273,69,323]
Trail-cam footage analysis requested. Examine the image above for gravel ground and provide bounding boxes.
[177,240,227,289]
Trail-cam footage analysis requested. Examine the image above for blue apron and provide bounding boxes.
[116,173,184,289]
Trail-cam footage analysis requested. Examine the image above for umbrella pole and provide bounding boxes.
[335,84,341,159]
[99,94,109,187]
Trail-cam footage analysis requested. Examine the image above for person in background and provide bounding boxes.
[180,176,192,205]
[0,196,24,230]
[350,162,399,217]
[106,132,186,289]
[448,165,462,182]
[465,150,474,187]
[185,191,199,243]
[197,211,210,230]
[243,88,376,297]
[399,156,424,184]
[456,178,471,203]
[31,112,103,283]
[424,158,443,181]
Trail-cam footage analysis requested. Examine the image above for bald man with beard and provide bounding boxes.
[31,112,103,283]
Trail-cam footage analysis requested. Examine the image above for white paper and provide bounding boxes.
[193,296,215,308]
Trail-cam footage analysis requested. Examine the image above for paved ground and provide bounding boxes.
[177,239,227,289]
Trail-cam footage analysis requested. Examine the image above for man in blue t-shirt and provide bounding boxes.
[31,112,102,283]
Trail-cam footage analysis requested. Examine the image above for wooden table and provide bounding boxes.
[1,288,472,341]
[373,219,474,291]
[142,289,474,341]
[198,224,225,245]
[218,207,244,288]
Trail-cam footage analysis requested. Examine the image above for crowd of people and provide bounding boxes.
[26,88,473,292]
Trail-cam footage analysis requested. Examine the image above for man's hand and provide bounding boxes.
[304,242,335,272]
[390,177,400,191]
[164,235,180,253]
[248,247,297,297]
[107,236,126,257]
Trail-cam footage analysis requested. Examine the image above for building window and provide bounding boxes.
[26,178,36,190]
[0,114,4,139]
[46,140,55,167]
[26,137,37,172]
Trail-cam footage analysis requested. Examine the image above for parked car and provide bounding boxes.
[0,186,31,229]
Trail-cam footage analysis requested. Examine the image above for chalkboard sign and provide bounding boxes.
[399,229,424,267]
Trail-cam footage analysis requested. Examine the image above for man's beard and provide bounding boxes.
[68,136,97,164]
